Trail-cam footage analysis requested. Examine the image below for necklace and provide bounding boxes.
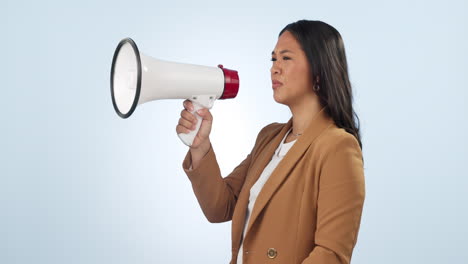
[290,128,303,137]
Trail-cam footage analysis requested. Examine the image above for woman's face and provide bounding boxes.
[270,30,315,106]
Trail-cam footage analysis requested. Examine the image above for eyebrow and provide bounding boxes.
[271,49,294,55]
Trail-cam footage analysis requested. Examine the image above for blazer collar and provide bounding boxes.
[242,106,334,240]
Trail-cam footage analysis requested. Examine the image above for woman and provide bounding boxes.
[176,20,365,264]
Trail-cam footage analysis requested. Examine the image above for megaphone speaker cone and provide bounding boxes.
[110,38,142,118]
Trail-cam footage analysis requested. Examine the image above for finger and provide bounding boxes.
[176,124,191,134]
[183,100,194,111]
[178,117,196,130]
[181,110,197,124]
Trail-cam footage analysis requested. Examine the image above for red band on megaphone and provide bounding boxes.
[218,64,239,99]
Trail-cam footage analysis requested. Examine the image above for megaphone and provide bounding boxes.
[110,38,239,147]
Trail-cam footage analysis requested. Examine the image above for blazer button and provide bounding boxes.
[267,248,277,259]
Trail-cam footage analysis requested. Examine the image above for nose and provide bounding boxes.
[270,61,281,76]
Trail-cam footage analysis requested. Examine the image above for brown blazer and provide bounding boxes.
[182,107,365,264]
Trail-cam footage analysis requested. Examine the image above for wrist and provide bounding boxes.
[190,139,211,156]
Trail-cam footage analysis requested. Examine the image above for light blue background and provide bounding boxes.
[2,0,467,263]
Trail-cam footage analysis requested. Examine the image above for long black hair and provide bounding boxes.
[279,20,362,150]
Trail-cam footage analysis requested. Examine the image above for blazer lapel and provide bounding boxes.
[230,119,290,251]
[243,106,334,239]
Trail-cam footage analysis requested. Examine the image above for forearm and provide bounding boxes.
[183,143,250,223]
[189,139,211,170]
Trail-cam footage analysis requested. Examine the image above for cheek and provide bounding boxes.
[297,63,313,88]
[287,64,310,87]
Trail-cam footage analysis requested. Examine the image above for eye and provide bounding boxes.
[271,57,277,61]
[283,56,291,60]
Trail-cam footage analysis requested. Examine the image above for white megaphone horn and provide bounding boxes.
[110,38,239,147]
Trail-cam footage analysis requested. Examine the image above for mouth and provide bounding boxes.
[272,80,283,89]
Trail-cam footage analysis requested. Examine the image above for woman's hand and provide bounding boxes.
[176,99,213,153]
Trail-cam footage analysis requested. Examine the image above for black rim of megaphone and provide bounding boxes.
[110,37,142,119]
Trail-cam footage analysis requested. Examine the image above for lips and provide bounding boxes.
[272,80,283,89]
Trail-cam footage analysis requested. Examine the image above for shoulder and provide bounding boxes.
[315,126,365,191]
[257,121,285,140]
[250,121,286,148]
[321,125,359,148]
[260,121,285,136]
[315,125,363,168]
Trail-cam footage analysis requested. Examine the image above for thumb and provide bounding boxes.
[197,108,213,122]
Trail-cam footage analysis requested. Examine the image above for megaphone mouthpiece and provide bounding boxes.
[218,64,239,100]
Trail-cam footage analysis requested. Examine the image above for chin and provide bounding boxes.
[273,93,289,106]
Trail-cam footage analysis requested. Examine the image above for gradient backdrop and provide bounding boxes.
[2,0,467,263]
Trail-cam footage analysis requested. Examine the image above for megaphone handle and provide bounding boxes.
[177,101,206,147]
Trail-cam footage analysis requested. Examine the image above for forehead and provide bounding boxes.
[273,31,302,52]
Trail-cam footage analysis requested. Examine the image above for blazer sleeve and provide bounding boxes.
[182,125,271,223]
[302,134,365,264]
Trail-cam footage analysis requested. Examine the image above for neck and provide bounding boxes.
[288,93,322,135]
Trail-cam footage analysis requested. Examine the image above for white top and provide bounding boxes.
[237,128,296,264]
